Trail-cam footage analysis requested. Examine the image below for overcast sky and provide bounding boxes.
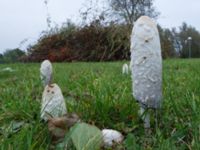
[0,0,200,53]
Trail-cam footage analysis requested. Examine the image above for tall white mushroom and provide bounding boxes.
[40,60,52,86]
[40,60,67,121]
[130,16,162,128]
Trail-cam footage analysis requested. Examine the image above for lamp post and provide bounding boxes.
[188,37,192,58]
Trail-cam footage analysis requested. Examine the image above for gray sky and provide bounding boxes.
[0,0,200,53]
[155,0,200,30]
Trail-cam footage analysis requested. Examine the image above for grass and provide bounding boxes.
[0,59,200,149]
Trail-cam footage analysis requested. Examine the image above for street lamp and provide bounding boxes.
[188,37,192,58]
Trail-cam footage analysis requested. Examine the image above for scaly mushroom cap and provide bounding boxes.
[41,83,67,121]
[40,60,52,86]
[130,16,162,109]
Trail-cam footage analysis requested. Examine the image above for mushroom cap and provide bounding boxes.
[130,16,162,108]
[102,129,123,147]
[40,60,52,86]
[41,83,67,121]
[122,63,129,74]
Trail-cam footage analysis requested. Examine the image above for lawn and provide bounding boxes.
[0,59,200,149]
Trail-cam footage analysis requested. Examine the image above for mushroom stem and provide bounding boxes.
[48,74,53,86]
[139,107,150,129]
[154,109,158,129]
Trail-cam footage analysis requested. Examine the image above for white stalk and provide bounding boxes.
[139,107,150,128]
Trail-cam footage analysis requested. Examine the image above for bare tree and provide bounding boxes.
[109,0,159,25]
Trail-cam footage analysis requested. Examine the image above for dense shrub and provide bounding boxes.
[23,20,200,62]
[25,21,131,62]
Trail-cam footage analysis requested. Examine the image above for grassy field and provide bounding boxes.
[0,59,200,149]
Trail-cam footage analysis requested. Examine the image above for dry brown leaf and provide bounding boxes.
[47,113,80,143]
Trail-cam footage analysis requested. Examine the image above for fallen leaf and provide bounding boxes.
[48,113,80,143]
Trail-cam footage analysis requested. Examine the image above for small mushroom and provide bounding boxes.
[122,63,129,74]
[102,129,124,147]
[40,60,52,86]
[41,83,67,121]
